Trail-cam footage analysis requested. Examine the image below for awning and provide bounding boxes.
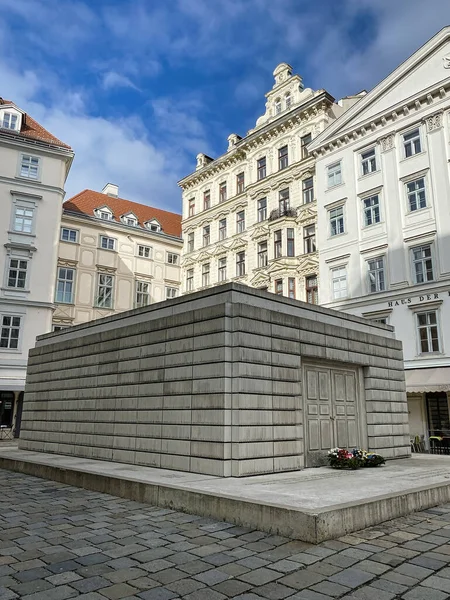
[405,367,450,393]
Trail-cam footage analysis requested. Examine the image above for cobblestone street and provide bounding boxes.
[1,470,450,600]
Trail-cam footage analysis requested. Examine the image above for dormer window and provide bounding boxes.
[95,207,113,221]
[1,112,19,130]
[145,219,162,233]
[122,213,138,227]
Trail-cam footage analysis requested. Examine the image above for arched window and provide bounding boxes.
[285,93,292,109]
[274,99,282,115]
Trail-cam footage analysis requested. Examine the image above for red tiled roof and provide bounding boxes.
[0,98,72,149]
[64,189,182,238]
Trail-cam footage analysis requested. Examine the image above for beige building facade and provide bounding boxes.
[179,63,352,301]
[0,98,73,436]
[54,185,182,328]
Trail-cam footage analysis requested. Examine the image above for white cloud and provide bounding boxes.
[101,71,140,91]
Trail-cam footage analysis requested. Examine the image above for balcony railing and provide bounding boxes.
[268,207,298,221]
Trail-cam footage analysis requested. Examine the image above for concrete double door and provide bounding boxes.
[303,363,364,467]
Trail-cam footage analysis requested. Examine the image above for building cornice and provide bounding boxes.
[0,175,65,197]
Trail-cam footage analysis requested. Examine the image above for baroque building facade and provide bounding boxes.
[178,63,351,300]
[309,27,450,452]
[0,98,73,436]
[54,185,182,328]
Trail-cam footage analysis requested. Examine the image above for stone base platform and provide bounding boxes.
[1,446,450,543]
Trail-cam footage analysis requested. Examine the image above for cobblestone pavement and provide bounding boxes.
[1,470,450,600]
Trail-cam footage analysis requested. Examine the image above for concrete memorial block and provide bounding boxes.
[19,283,409,476]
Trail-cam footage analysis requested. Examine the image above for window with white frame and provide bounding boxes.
[135,280,151,307]
[302,177,314,204]
[288,277,296,299]
[403,128,421,158]
[257,198,267,222]
[257,157,266,180]
[361,148,377,175]
[412,244,434,283]
[100,235,116,250]
[327,161,342,187]
[203,225,210,247]
[123,215,138,226]
[202,263,210,287]
[278,145,288,170]
[367,256,385,293]
[363,194,381,226]
[138,244,152,258]
[303,225,316,254]
[275,279,283,295]
[146,221,161,232]
[0,315,21,349]
[187,232,194,253]
[20,155,39,179]
[417,311,440,353]
[60,228,78,243]
[186,269,194,291]
[96,208,113,221]
[55,267,75,303]
[13,206,34,233]
[96,273,114,308]
[236,251,245,277]
[285,93,292,109]
[236,210,245,233]
[7,258,28,289]
[279,188,290,213]
[407,177,426,212]
[218,257,227,281]
[258,241,268,267]
[329,206,344,236]
[332,266,347,299]
[166,287,179,299]
[1,112,18,130]
[275,99,282,115]
[218,218,227,240]
[167,252,179,265]
[274,230,282,258]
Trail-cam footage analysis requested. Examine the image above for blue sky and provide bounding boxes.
[1,0,449,213]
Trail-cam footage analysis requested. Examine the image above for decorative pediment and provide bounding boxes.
[250,224,270,240]
[197,251,213,262]
[297,205,317,225]
[296,255,319,277]
[250,270,271,287]
[232,200,248,213]
[229,238,248,251]
[213,243,231,256]
[181,257,196,267]
[266,258,298,276]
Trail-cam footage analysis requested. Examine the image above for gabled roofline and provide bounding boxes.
[309,26,450,152]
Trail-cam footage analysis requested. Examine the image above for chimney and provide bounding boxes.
[102,183,119,198]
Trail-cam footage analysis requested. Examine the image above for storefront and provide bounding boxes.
[0,391,23,439]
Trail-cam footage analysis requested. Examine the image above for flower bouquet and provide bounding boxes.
[328,447,385,470]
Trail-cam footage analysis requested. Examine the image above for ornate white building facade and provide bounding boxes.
[310,28,450,451]
[178,64,350,300]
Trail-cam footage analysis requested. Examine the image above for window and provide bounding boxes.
[288,278,296,299]
[1,112,18,130]
[278,145,288,170]
[363,195,381,226]
[13,207,34,233]
[285,94,292,109]
[53,325,70,332]
[219,218,227,240]
[138,244,152,258]
[403,128,421,158]
[287,228,295,257]
[202,263,210,287]
[218,257,227,281]
[301,134,312,159]
[0,316,21,349]
[60,228,78,243]
[188,199,195,217]
[203,225,210,247]
[302,177,314,204]
[166,287,179,299]
[275,279,283,295]
[303,225,316,254]
[412,245,434,283]
[236,172,245,194]
[55,267,75,303]
[97,209,113,221]
[407,178,426,212]
[203,190,211,211]
[417,311,440,353]
[257,157,266,180]
[100,235,116,250]
[327,161,342,187]
[20,155,39,179]
[258,241,268,267]
[236,251,245,277]
[7,259,27,289]
[329,206,344,236]
[275,100,282,115]
[146,221,161,233]
[167,252,179,265]
[306,275,318,304]
[187,232,194,253]
[274,230,282,258]
[123,216,137,227]
[367,257,385,293]
[332,267,347,299]
[257,198,267,222]
[96,274,114,308]
[135,281,151,308]
[219,182,227,202]
[279,188,290,213]
[236,210,245,233]
[361,148,377,175]
[186,269,194,292]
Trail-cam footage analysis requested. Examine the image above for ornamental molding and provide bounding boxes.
[96,265,116,274]
[213,243,232,256]
[380,134,395,153]
[250,270,270,287]
[197,251,213,262]
[426,111,443,132]
[444,55,450,69]
[57,259,78,268]
[296,255,319,277]
[250,224,270,240]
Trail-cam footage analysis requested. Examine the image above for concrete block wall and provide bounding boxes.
[19,283,409,476]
